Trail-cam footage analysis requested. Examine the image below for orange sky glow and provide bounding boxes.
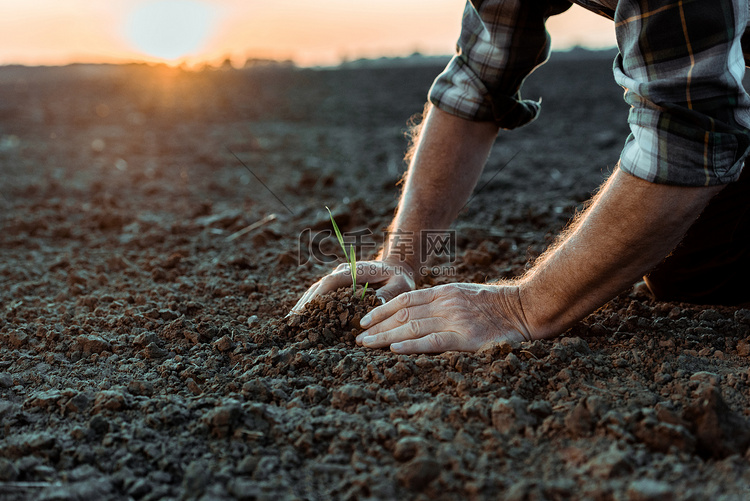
[0,1,616,67]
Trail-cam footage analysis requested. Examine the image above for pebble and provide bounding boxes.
[491,396,535,434]
[89,415,110,435]
[75,334,111,354]
[737,339,750,357]
[584,446,634,479]
[331,384,375,409]
[182,461,212,495]
[66,391,93,413]
[684,383,750,458]
[393,436,430,462]
[203,401,242,438]
[92,390,126,413]
[133,332,159,346]
[627,479,674,501]
[213,335,235,353]
[144,342,167,359]
[564,400,593,437]
[397,457,440,490]
[735,309,750,325]
[186,378,203,395]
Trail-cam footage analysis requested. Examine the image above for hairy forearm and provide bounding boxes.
[384,105,499,273]
[518,167,723,338]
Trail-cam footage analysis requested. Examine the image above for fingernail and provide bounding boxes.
[360,314,371,327]
[377,295,386,305]
[355,333,364,344]
[391,342,403,352]
[362,335,375,346]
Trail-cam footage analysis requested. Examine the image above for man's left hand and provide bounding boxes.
[356,283,533,354]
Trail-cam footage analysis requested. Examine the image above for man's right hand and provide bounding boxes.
[289,258,417,315]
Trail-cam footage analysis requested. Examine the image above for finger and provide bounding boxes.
[359,318,446,349]
[289,268,352,314]
[390,331,466,354]
[375,279,411,304]
[291,261,414,315]
[361,287,440,328]
[317,269,355,291]
[356,303,436,344]
[330,262,395,288]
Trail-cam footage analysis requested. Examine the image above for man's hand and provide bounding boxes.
[356,283,532,353]
[290,106,498,317]
[353,167,724,354]
[289,258,416,315]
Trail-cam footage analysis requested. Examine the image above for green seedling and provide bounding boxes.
[349,244,356,291]
[361,282,369,300]
[326,206,366,298]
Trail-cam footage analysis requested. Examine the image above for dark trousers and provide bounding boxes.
[645,166,750,306]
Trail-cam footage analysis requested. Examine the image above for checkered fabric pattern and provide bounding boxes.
[429,0,750,186]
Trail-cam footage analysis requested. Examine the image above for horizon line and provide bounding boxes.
[0,46,619,71]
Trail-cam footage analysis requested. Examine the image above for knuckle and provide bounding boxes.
[395,308,410,324]
[405,320,421,338]
[432,286,452,303]
[427,334,447,351]
[396,292,412,308]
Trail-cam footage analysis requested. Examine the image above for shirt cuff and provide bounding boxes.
[428,54,542,129]
[618,108,749,187]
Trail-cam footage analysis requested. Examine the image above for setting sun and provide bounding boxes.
[124,0,218,62]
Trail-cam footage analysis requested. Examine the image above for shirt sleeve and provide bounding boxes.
[613,0,750,186]
[428,0,572,129]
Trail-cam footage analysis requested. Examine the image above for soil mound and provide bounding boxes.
[284,286,378,347]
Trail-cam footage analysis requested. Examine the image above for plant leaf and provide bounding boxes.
[326,206,348,262]
[349,243,356,290]
[361,282,369,300]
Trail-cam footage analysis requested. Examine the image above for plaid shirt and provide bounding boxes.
[429,0,750,186]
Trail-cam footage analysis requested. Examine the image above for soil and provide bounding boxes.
[2,53,750,500]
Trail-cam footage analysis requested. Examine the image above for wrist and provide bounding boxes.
[515,270,586,340]
[484,281,538,341]
[505,278,563,340]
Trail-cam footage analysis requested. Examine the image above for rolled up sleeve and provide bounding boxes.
[428,0,572,129]
[614,0,750,186]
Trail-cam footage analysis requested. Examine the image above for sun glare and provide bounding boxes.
[124,0,218,62]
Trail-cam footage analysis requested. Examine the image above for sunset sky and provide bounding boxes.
[0,1,616,67]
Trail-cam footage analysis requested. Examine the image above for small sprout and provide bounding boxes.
[326,206,348,260]
[326,206,359,297]
[349,244,356,291]
[361,282,369,300]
